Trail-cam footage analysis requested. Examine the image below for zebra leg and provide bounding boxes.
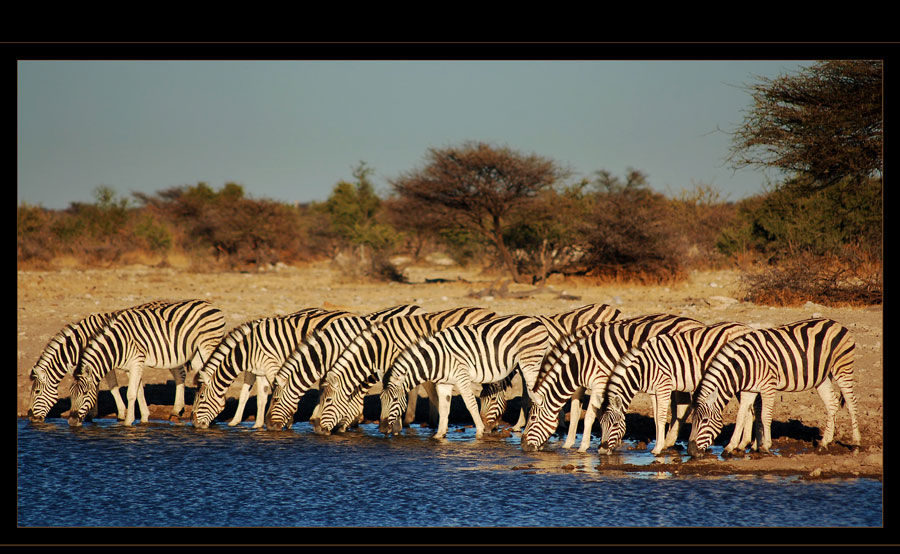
[421,381,440,428]
[833,375,862,447]
[758,392,775,454]
[432,383,454,439]
[664,391,692,449]
[103,371,127,420]
[253,375,270,429]
[123,367,145,426]
[512,408,526,431]
[229,372,256,426]
[452,377,485,439]
[815,378,840,449]
[137,382,150,423]
[578,391,603,452]
[562,387,584,449]
[511,373,527,432]
[651,388,673,455]
[170,365,186,419]
[403,386,419,426]
[723,391,757,455]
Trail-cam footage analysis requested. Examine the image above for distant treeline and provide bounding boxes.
[18,61,883,306]
[17,162,882,306]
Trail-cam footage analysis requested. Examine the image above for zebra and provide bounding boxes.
[190,308,332,429]
[262,314,378,430]
[192,305,419,429]
[266,308,492,434]
[379,314,551,439]
[597,322,754,456]
[27,302,169,422]
[687,318,861,457]
[520,313,705,452]
[68,299,227,427]
[310,307,497,435]
[477,303,622,438]
[224,304,422,428]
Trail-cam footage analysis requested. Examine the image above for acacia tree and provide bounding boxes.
[728,60,883,192]
[390,141,569,283]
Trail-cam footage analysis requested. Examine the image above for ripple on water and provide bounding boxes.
[17,419,883,527]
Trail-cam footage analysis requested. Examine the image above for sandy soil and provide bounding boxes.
[16,257,883,481]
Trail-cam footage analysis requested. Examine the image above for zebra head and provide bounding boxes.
[478,383,507,431]
[27,368,57,422]
[597,394,628,454]
[378,382,407,435]
[520,398,557,452]
[264,373,295,431]
[317,373,369,435]
[191,377,225,429]
[67,377,98,427]
[310,379,338,435]
[687,388,724,457]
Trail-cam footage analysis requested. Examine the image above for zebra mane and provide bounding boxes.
[30,320,83,382]
[383,333,433,387]
[696,334,754,403]
[532,324,601,393]
[198,319,260,381]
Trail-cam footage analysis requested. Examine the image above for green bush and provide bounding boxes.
[717,176,882,262]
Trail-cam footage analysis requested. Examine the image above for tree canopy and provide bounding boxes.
[728,60,883,192]
[390,141,569,282]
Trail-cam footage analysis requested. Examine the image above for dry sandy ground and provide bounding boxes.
[16,257,883,481]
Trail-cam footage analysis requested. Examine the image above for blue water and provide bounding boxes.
[17,418,882,528]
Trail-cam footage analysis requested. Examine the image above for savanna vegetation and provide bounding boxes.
[18,60,882,307]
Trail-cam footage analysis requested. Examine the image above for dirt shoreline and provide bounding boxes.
[16,260,883,481]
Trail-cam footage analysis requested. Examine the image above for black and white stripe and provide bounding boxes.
[379,314,551,439]
[29,313,121,422]
[68,299,227,426]
[521,313,705,451]
[478,303,622,437]
[263,314,377,430]
[27,303,168,422]
[192,305,420,429]
[191,307,332,428]
[687,318,861,456]
[598,322,753,455]
[315,307,497,434]
[288,307,496,433]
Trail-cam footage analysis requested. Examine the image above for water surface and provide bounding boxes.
[17,418,882,529]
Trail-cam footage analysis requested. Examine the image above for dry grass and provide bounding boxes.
[739,253,883,307]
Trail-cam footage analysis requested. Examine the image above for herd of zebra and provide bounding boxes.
[26,298,863,457]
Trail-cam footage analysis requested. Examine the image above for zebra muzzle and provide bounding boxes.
[687,440,704,458]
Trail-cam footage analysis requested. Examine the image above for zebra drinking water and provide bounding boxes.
[477,303,622,438]
[379,314,551,439]
[521,313,705,452]
[597,322,754,456]
[192,305,421,429]
[687,318,861,457]
[310,307,497,435]
[27,301,168,422]
[68,299,227,427]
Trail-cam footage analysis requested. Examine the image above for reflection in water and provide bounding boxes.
[17,418,882,528]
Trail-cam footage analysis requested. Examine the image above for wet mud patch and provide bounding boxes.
[584,437,881,481]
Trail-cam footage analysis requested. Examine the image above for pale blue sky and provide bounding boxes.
[17,59,813,210]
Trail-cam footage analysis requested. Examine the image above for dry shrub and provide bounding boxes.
[740,249,882,307]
